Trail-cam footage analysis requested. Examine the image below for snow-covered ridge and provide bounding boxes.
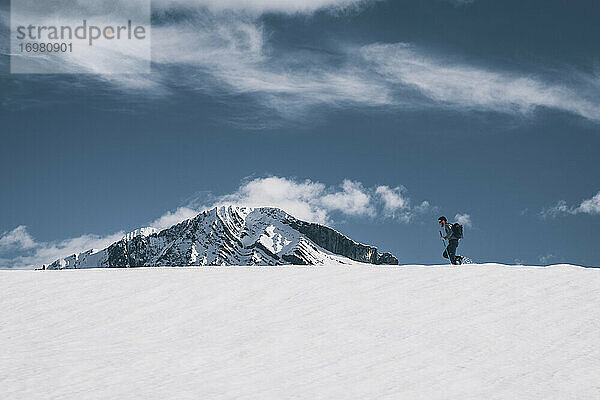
[123,227,158,241]
[44,206,398,269]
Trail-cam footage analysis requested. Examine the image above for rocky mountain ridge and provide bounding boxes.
[46,206,398,268]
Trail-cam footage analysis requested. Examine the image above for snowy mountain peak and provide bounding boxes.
[45,206,398,269]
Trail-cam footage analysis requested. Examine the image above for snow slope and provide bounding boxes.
[2,264,599,399]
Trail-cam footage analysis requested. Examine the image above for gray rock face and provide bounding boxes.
[286,219,398,265]
[46,206,398,269]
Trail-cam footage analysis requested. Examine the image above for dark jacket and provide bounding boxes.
[442,223,458,241]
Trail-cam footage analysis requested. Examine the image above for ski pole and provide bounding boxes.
[440,230,448,252]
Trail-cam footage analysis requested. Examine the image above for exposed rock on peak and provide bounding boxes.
[46,206,398,269]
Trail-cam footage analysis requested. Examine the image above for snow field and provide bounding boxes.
[1,264,599,399]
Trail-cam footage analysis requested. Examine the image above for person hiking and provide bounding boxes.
[438,216,463,265]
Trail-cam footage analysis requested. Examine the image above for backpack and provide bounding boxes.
[451,223,463,239]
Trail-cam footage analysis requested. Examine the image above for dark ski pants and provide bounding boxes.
[443,239,460,265]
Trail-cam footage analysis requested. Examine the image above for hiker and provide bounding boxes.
[438,216,463,265]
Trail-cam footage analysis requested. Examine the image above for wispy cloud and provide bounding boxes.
[541,200,572,218]
[153,0,373,14]
[541,191,600,218]
[3,2,599,123]
[361,43,600,122]
[0,175,432,269]
[149,12,393,116]
[152,15,600,121]
[374,185,431,222]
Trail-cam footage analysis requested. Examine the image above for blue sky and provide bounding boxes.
[1,0,599,268]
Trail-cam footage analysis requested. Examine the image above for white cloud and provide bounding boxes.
[210,177,381,222]
[140,176,379,227]
[376,185,409,213]
[414,201,431,214]
[541,191,600,218]
[374,185,432,222]
[576,192,600,215]
[541,200,572,218]
[210,177,429,223]
[3,3,599,123]
[321,180,374,217]
[216,176,330,223]
[360,43,600,122]
[149,27,600,122]
[153,0,371,14]
[149,14,392,115]
[150,207,201,230]
[455,213,472,228]
[0,227,125,270]
[0,226,36,251]
[125,20,600,121]
[25,232,126,268]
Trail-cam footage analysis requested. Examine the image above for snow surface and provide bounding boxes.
[2,264,599,399]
